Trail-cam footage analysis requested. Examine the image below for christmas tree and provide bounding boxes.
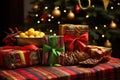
[24,0,120,47]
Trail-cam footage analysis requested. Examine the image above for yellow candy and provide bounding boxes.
[28,28,35,36]
[38,32,45,38]
[19,32,27,38]
[28,28,35,31]
[35,35,41,38]
[29,35,35,38]
[25,31,29,36]
[19,28,45,38]
[34,31,40,36]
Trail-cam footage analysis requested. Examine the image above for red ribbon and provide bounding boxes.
[2,44,38,51]
[64,33,88,51]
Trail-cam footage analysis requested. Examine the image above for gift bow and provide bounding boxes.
[64,33,88,51]
[43,36,65,66]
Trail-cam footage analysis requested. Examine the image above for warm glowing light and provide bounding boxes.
[117,3,120,5]
[104,25,107,28]
[95,26,98,30]
[63,10,67,13]
[58,21,60,24]
[111,6,114,9]
[86,15,89,18]
[53,33,56,36]
[41,18,44,21]
[37,20,40,23]
[50,29,52,32]
[92,5,95,8]
[102,34,105,38]
[51,16,54,19]
[48,14,51,17]
[45,6,48,9]
[55,6,59,9]
[48,19,51,22]
[35,14,38,17]
[34,4,38,9]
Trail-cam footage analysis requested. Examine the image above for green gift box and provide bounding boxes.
[42,35,65,66]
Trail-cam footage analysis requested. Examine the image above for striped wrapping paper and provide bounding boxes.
[59,24,88,35]
[42,35,65,66]
[0,57,120,80]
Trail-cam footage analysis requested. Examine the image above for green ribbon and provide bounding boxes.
[43,36,65,66]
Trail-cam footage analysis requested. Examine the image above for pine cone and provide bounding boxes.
[64,51,79,65]
[75,50,90,62]
[64,50,90,65]
[79,58,100,67]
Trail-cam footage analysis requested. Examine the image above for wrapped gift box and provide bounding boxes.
[59,24,89,51]
[42,35,65,66]
[59,24,88,35]
[3,49,41,69]
[84,45,112,62]
[0,45,41,69]
[0,49,13,67]
[63,45,112,66]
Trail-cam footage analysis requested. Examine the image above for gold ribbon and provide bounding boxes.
[102,0,110,11]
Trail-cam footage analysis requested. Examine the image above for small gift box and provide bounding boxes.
[0,45,41,69]
[59,24,88,35]
[77,45,112,67]
[84,45,112,62]
[0,49,13,67]
[3,49,41,69]
[42,35,65,66]
[59,24,89,51]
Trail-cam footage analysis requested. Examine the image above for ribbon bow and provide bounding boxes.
[64,33,88,51]
[43,36,65,66]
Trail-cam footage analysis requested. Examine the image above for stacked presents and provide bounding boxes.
[0,24,112,69]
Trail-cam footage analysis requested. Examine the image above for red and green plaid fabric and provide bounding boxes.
[0,57,120,80]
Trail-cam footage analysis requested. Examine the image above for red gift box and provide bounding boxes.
[3,49,41,69]
[0,45,41,69]
[59,24,89,51]
[0,49,13,67]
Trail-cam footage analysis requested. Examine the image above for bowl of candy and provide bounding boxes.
[15,28,45,47]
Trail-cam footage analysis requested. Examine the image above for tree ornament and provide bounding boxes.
[39,0,44,2]
[40,13,48,22]
[102,0,110,11]
[104,40,112,47]
[52,8,61,17]
[67,11,75,20]
[33,4,39,10]
[78,0,91,10]
[109,20,117,29]
[75,4,80,13]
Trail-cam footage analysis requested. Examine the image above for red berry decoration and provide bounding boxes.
[75,5,80,13]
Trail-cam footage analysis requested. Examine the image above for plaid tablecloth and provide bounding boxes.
[0,57,120,80]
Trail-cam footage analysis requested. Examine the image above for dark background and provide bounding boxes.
[0,0,120,58]
[0,0,24,46]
